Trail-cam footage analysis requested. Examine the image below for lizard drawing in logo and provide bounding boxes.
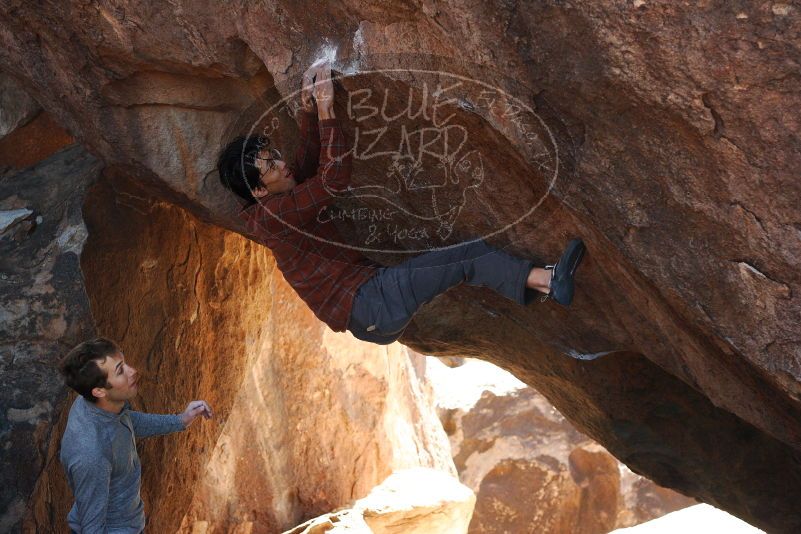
[326,124,486,242]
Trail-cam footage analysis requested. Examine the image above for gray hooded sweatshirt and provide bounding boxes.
[59,396,185,533]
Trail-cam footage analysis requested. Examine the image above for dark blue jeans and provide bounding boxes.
[347,238,538,345]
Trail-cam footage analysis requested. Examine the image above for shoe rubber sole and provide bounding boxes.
[550,238,586,306]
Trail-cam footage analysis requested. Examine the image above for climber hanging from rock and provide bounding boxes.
[217,61,586,345]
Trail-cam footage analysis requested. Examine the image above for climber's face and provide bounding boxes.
[252,147,296,198]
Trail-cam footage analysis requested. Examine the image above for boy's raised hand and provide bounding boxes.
[179,400,213,427]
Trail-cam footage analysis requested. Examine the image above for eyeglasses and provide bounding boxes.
[252,147,282,173]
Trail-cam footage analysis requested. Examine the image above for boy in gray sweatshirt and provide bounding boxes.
[58,338,213,533]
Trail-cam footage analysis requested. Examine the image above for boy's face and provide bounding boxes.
[92,351,139,403]
[253,147,296,197]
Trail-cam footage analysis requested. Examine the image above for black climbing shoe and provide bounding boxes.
[542,238,586,306]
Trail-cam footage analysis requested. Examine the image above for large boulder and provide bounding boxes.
[284,468,475,534]
[1,2,800,531]
[178,343,454,532]
[429,358,695,533]
[17,169,455,533]
[611,503,764,534]
[11,159,288,533]
[0,81,454,531]
[0,144,100,533]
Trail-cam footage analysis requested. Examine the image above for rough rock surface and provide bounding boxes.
[0,72,74,171]
[0,144,100,532]
[612,503,764,534]
[11,163,454,533]
[178,342,454,533]
[16,169,282,533]
[429,358,695,533]
[1,1,800,532]
[0,111,75,171]
[284,468,475,534]
[0,72,39,138]
[617,471,698,528]
[72,175,283,533]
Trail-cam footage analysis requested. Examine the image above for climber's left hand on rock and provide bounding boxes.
[301,65,317,112]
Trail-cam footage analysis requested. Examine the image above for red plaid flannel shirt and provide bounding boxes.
[239,111,381,332]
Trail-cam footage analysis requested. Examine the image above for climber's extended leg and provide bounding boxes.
[347,238,585,345]
[540,238,587,306]
[527,266,552,294]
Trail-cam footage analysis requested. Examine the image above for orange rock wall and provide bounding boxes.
[25,173,453,533]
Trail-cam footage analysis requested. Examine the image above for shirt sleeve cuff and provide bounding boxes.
[175,414,187,431]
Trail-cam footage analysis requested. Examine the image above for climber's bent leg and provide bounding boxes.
[347,239,539,344]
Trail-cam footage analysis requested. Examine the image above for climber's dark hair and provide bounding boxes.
[58,337,119,403]
[217,134,271,204]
